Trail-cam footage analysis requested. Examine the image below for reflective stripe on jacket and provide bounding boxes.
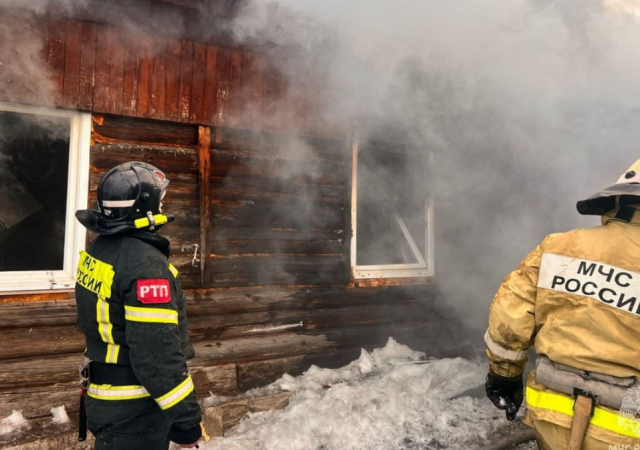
[75,229,200,431]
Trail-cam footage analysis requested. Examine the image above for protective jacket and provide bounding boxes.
[486,208,640,445]
[75,229,201,441]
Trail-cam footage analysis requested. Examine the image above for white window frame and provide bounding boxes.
[350,140,434,280]
[0,102,91,292]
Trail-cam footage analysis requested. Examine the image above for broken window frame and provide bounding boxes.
[350,139,434,280]
[0,102,91,292]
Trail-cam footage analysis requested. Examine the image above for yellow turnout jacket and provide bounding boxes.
[486,208,640,444]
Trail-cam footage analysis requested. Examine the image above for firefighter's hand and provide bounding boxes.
[168,423,202,447]
[485,371,523,421]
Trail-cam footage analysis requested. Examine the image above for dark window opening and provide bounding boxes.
[0,111,70,271]
[356,144,428,266]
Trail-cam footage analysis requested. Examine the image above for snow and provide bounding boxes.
[0,411,29,436]
[199,338,526,450]
[50,406,69,425]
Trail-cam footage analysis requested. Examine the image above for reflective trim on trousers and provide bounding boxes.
[526,386,640,439]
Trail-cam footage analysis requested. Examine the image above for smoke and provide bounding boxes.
[228,0,640,337]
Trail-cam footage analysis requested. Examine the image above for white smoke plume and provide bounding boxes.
[228,0,640,337]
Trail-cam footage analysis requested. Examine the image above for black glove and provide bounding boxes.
[485,371,523,421]
[167,422,202,445]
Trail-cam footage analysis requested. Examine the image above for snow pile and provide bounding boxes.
[0,410,29,436]
[50,406,69,425]
[203,338,514,450]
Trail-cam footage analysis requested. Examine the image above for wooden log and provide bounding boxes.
[237,347,363,391]
[207,255,344,274]
[210,202,344,230]
[212,131,347,163]
[91,144,198,173]
[0,383,78,420]
[209,152,344,187]
[210,238,343,256]
[92,117,198,146]
[210,178,344,205]
[208,226,344,242]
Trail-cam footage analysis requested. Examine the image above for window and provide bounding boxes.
[350,140,434,280]
[0,102,91,292]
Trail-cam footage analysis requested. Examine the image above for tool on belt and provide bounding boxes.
[78,358,90,442]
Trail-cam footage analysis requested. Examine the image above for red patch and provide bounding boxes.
[136,279,171,304]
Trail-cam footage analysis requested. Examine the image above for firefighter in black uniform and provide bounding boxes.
[75,161,202,450]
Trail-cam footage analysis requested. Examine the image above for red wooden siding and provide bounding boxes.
[0,12,345,140]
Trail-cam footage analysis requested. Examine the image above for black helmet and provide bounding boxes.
[76,162,173,235]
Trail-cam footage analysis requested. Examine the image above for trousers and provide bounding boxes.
[85,396,171,450]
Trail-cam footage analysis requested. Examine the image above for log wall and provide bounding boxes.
[0,5,470,444]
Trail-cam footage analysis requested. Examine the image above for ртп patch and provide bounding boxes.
[137,279,171,304]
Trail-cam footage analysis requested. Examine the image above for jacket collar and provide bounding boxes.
[602,206,640,226]
[124,230,171,257]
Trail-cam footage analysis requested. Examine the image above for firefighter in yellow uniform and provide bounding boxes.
[485,158,640,449]
[75,162,201,449]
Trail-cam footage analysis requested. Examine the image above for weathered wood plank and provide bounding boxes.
[92,24,111,112]
[164,38,181,121]
[78,21,97,110]
[228,49,243,128]
[201,45,218,125]
[149,37,167,119]
[106,29,126,115]
[189,42,206,123]
[122,32,140,116]
[214,47,231,127]
[46,16,66,106]
[62,19,81,109]
[136,33,153,117]
[178,39,194,122]
[260,61,278,133]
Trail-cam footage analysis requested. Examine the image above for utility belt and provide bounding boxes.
[89,362,141,386]
[535,355,639,411]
